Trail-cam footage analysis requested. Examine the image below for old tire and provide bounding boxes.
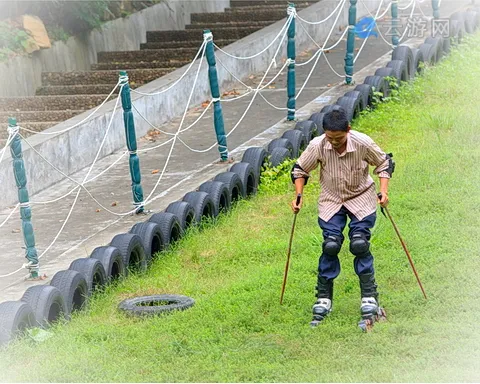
[411,48,425,75]
[354,84,374,107]
[50,270,88,317]
[363,75,389,99]
[336,96,361,122]
[344,90,365,111]
[148,212,182,248]
[425,36,443,62]
[90,246,125,281]
[321,104,343,114]
[21,285,66,328]
[295,120,318,143]
[270,147,291,167]
[199,181,231,217]
[282,130,307,158]
[118,294,195,318]
[69,258,107,294]
[182,191,215,223]
[392,45,414,79]
[267,138,294,158]
[419,43,436,66]
[308,113,325,135]
[229,162,256,198]
[241,147,269,182]
[110,233,147,274]
[130,221,164,260]
[0,301,35,346]
[166,201,196,233]
[386,60,409,85]
[214,172,243,203]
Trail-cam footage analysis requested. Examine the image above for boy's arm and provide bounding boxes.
[365,140,394,207]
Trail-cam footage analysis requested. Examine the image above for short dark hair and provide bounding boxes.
[323,108,349,132]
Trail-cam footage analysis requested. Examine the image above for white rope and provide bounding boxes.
[399,0,415,10]
[296,0,347,99]
[131,40,207,96]
[296,0,346,25]
[213,13,293,61]
[398,0,418,42]
[0,203,19,229]
[0,133,14,166]
[136,137,176,153]
[18,82,120,136]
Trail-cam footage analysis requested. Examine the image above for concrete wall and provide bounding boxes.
[0,0,382,208]
[0,0,229,97]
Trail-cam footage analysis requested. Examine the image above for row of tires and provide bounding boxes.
[1,8,477,346]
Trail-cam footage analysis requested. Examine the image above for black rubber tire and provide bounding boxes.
[336,96,361,122]
[130,221,164,260]
[467,9,480,30]
[199,180,231,217]
[425,36,443,62]
[118,294,195,318]
[21,285,66,328]
[214,172,243,203]
[241,147,269,181]
[90,246,126,281]
[354,84,374,107]
[282,130,307,158]
[411,48,425,75]
[321,104,343,114]
[295,120,318,143]
[419,43,436,66]
[364,75,389,99]
[374,67,395,82]
[308,112,325,135]
[229,162,256,198]
[442,35,451,55]
[267,138,294,158]
[451,12,466,36]
[392,45,414,80]
[165,201,196,233]
[110,233,147,274]
[50,270,88,317]
[450,19,463,45]
[0,301,35,346]
[182,191,215,223]
[386,60,409,85]
[148,212,182,248]
[270,147,291,167]
[463,11,476,33]
[69,257,107,294]
[344,90,365,111]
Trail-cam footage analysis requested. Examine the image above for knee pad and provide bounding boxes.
[322,235,342,257]
[349,233,370,256]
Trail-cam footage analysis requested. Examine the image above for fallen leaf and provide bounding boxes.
[12,229,20,233]
[249,75,255,79]
[355,48,360,52]
[151,169,159,174]
[96,209,101,213]
[327,84,332,87]
[325,50,331,54]
[268,85,275,89]
[201,100,210,108]
[111,201,118,207]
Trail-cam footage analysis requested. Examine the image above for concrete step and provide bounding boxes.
[225,3,312,12]
[36,84,122,96]
[141,39,236,50]
[0,95,113,112]
[41,69,171,87]
[92,61,181,71]
[146,25,265,42]
[0,110,85,123]
[191,9,286,23]
[185,20,277,29]
[97,48,199,63]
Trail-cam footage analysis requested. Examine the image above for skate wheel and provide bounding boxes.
[358,320,368,332]
[378,307,387,322]
[310,320,322,327]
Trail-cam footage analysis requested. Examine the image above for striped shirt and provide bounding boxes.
[293,130,390,222]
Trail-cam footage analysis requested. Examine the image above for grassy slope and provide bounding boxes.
[1,35,480,383]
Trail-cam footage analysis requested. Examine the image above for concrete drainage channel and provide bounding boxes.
[0,8,478,347]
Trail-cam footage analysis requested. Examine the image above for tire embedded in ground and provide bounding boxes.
[354,84,374,107]
[214,172,243,203]
[90,246,126,281]
[411,48,425,75]
[281,129,307,158]
[321,104,343,114]
[308,112,325,134]
[344,90,365,111]
[118,294,195,317]
[130,221,164,261]
[386,60,409,85]
[241,147,269,182]
[110,233,147,274]
[148,212,182,248]
[69,258,107,295]
[229,162,257,198]
[182,191,215,224]
[270,147,291,167]
[21,285,67,328]
[50,269,88,317]
[419,43,436,66]
[0,301,35,345]
[336,96,361,122]
[199,180,231,217]
[363,75,389,100]
[166,201,196,233]
[267,138,294,158]
[392,45,414,79]
[296,120,318,143]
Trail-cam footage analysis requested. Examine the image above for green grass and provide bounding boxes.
[2,35,480,382]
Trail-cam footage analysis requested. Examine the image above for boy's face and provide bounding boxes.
[324,127,350,150]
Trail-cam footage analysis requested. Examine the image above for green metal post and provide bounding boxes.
[286,3,296,121]
[344,0,357,84]
[391,0,399,48]
[204,30,229,162]
[119,71,144,213]
[8,117,39,278]
[432,0,440,19]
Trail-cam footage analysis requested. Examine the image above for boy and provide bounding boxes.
[291,108,393,322]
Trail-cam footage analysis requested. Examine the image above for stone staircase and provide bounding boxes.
[0,0,314,143]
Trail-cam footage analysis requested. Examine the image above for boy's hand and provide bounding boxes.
[377,192,389,208]
[291,194,303,213]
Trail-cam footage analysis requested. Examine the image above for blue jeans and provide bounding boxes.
[317,206,376,280]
